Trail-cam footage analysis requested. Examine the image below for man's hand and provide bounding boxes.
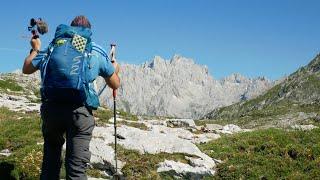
[22,37,41,74]
[30,38,41,51]
[112,61,120,75]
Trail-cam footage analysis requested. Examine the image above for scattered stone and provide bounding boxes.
[108,117,124,123]
[205,124,223,132]
[166,119,196,128]
[222,124,242,133]
[185,156,216,171]
[142,119,166,126]
[291,124,318,131]
[193,133,221,144]
[37,142,44,145]
[201,126,209,133]
[0,149,11,157]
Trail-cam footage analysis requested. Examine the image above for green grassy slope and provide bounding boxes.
[203,54,320,128]
[198,128,320,179]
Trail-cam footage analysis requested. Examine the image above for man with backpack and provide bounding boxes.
[22,16,120,180]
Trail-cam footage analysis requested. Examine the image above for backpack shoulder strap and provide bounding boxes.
[40,42,55,88]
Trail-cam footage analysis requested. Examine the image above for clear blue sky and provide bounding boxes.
[0,0,319,80]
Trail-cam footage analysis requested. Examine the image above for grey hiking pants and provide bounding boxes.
[40,103,95,180]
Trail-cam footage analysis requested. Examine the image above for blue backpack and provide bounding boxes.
[41,24,92,104]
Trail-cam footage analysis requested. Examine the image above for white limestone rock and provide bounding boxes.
[92,125,217,175]
[291,124,318,131]
[193,133,221,144]
[166,119,196,128]
[0,93,40,112]
[89,138,125,176]
[0,149,11,157]
[97,55,274,119]
[157,160,214,178]
[205,124,223,132]
[223,124,242,133]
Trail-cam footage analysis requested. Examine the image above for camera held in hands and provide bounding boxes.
[28,18,48,39]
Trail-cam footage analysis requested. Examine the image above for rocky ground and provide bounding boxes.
[88,114,250,179]
[0,88,249,179]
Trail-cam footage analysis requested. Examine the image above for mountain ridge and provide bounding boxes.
[97,55,274,119]
[203,53,320,128]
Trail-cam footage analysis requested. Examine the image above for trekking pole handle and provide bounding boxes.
[110,43,117,98]
[110,44,116,63]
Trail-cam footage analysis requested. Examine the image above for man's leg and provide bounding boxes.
[40,104,66,180]
[65,106,95,180]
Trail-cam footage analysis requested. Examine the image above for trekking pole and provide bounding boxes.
[110,44,120,179]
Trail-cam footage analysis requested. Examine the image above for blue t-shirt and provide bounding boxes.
[32,42,115,108]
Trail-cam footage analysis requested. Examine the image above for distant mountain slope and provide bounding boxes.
[97,55,274,119]
[203,54,320,128]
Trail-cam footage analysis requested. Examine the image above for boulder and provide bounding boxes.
[166,119,196,128]
[157,160,214,178]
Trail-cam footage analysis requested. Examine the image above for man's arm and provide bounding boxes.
[22,38,41,74]
[23,50,38,74]
[105,61,120,90]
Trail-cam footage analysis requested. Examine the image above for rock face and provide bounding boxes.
[97,55,273,119]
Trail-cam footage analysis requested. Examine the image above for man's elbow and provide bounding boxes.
[22,67,35,74]
[22,67,30,74]
[105,74,120,90]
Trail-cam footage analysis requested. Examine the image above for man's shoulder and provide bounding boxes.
[91,42,108,58]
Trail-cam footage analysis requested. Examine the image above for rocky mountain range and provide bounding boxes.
[97,55,274,119]
[0,55,273,119]
[203,53,320,128]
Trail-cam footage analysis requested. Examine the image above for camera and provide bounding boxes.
[28,18,48,39]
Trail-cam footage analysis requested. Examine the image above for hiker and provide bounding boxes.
[22,15,120,180]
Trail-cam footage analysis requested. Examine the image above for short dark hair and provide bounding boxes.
[70,15,91,29]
